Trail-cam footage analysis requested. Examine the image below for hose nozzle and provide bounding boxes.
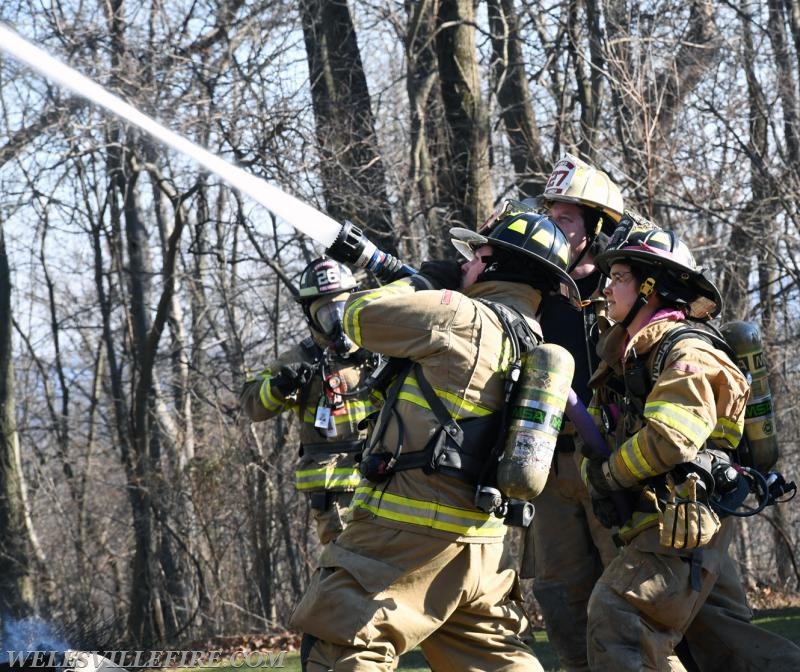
[327,221,416,281]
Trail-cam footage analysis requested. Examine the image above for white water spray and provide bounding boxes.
[0,23,342,248]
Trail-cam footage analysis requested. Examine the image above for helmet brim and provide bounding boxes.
[596,247,722,319]
[450,227,582,310]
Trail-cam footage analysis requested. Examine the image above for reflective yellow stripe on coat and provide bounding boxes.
[352,485,507,538]
[296,466,362,491]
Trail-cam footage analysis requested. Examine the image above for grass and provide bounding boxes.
[205,608,800,671]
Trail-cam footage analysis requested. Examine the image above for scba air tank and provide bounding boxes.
[719,320,779,473]
[496,343,575,500]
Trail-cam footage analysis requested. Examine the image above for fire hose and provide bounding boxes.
[1,23,626,522]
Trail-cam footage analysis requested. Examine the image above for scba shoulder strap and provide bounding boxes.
[623,322,735,418]
[650,322,735,380]
[360,300,540,485]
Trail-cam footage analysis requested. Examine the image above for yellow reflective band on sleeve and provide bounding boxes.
[352,486,507,537]
[343,283,410,345]
[710,417,744,449]
[295,466,362,491]
[618,511,660,542]
[644,400,711,447]
[619,433,659,480]
[260,376,285,412]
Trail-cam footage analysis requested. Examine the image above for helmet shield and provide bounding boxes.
[542,153,624,233]
[596,229,722,319]
[450,212,581,309]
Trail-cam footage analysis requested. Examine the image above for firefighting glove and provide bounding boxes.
[591,495,622,529]
[411,259,463,291]
[271,362,314,396]
[585,457,623,496]
[647,473,721,550]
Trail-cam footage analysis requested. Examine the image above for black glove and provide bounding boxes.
[585,457,621,496]
[591,496,622,529]
[271,362,314,396]
[413,259,463,290]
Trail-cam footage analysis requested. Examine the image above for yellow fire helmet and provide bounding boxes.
[542,153,624,234]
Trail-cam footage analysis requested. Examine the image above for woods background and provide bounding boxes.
[1,0,799,649]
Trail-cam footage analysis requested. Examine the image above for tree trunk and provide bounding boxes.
[299,0,397,254]
[0,225,36,619]
[404,0,448,258]
[434,0,493,229]
[487,0,549,199]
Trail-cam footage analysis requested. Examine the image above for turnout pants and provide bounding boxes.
[587,518,800,671]
[291,520,542,672]
[684,523,800,671]
[309,491,354,545]
[521,449,618,672]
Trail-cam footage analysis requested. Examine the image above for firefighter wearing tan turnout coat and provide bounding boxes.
[240,258,381,545]
[582,229,800,670]
[519,154,623,672]
[291,213,580,671]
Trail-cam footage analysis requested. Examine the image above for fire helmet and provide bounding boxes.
[296,257,359,354]
[595,229,722,319]
[541,153,623,235]
[450,212,581,308]
[296,258,358,302]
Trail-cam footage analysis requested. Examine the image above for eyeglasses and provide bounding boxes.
[607,271,634,287]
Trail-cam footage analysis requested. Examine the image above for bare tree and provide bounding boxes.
[0,225,37,619]
[299,0,397,254]
[434,0,493,230]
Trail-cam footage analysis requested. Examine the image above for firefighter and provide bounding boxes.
[291,213,580,671]
[582,229,800,670]
[517,154,623,672]
[240,257,382,545]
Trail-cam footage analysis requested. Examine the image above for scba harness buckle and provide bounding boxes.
[358,451,396,484]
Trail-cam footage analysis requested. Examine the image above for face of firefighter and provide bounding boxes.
[309,294,353,355]
[548,201,587,258]
[603,262,638,323]
[460,244,492,289]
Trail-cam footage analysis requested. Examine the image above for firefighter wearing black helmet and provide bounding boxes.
[240,257,382,545]
[292,213,579,671]
[580,229,800,670]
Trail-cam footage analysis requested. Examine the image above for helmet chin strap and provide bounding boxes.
[619,275,657,328]
[568,213,607,274]
[567,243,590,274]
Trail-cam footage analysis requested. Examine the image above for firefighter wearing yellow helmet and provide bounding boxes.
[519,154,624,672]
[292,213,578,671]
[240,257,382,545]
